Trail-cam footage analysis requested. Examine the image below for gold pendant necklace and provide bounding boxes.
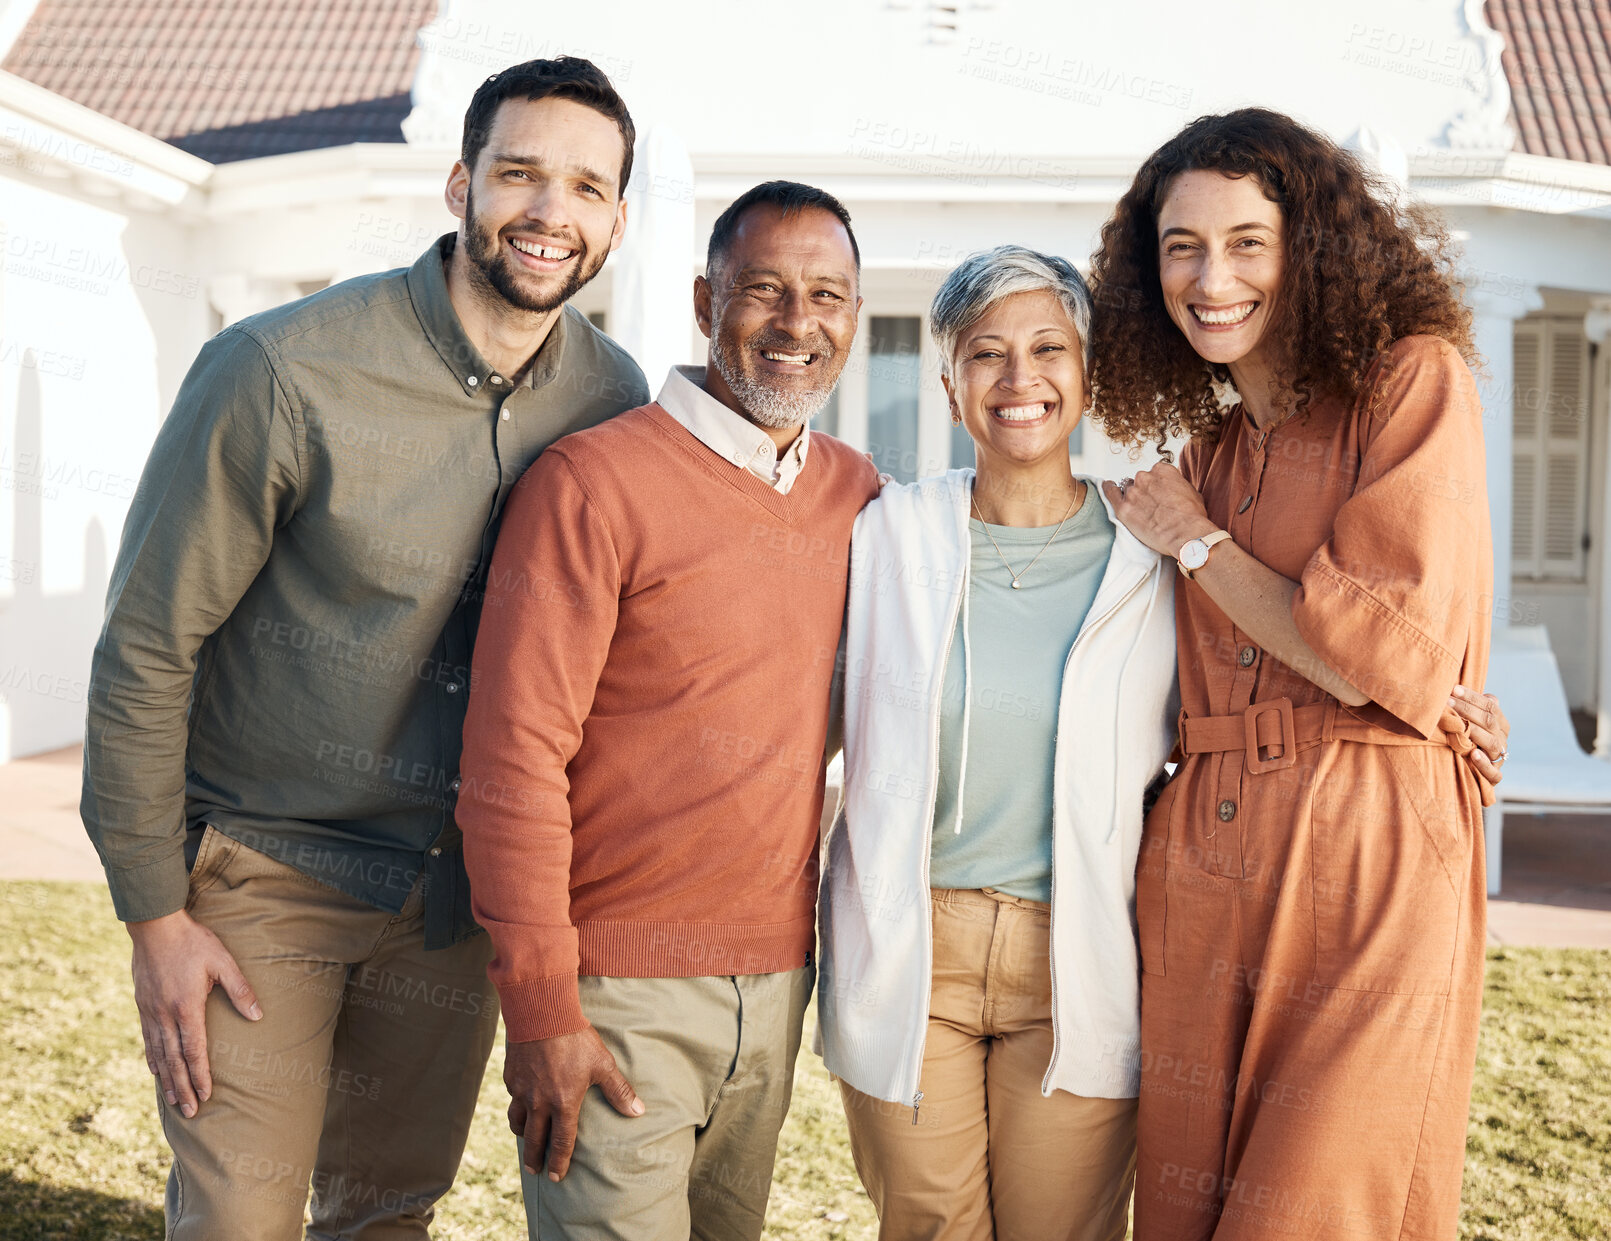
[971,486,1080,589]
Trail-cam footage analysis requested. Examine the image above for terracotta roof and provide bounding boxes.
[1,0,438,163]
[1488,0,1611,165]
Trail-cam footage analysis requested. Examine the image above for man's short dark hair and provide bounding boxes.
[461,57,636,195]
[706,181,861,280]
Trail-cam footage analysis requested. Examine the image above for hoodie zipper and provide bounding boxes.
[1040,561,1153,1094]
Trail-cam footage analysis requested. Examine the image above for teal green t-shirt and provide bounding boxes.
[929,490,1116,902]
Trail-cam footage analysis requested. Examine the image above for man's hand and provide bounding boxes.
[506,1026,644,1182]
[1102,463,1217,559]
[127,909,262,1118]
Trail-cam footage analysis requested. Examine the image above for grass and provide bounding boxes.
[1,883,1607,1240]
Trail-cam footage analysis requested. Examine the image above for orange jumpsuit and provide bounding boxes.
[1133,336,1494,1241]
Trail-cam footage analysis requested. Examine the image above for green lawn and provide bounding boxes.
[1,882,1606,1240]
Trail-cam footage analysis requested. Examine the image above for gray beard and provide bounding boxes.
[710,347,835,430]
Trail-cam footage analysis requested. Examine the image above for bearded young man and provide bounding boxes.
[457,181,880,1239]
[80,58,648,1239]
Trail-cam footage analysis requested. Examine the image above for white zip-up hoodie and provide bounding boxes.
[818,469,1178,1107]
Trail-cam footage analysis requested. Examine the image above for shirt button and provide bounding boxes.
[467,376,478,387]
[450,776,462,791]
[490,375,504,385]
[1238,495,1253,514]
[501,410,511,421]
[428,846,443,857]
[760,444,772,456]
[445,682,461,694]
[1239,646,1257,667]
[1218,799,1237,822]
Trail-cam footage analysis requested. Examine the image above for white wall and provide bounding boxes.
[406,0,1511,166]
[0,176,206,760]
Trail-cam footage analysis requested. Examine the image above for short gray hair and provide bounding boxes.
[930,245,1093,377]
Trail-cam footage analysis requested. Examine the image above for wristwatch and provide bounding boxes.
[1177,530,1232,579]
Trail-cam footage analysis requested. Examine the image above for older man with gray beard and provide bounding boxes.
[456,180,881,1240]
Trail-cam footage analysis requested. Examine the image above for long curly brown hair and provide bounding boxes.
[1088,108,1476,448]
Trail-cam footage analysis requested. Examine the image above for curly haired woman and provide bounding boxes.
[1091,108,1502,1240]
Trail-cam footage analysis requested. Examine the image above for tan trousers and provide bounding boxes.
[840,888,1137,1241]
[160,826,499,1240]
[520,967,814,1241]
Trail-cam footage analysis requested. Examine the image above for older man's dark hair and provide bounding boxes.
[461,56,636,194]
[706,181,862,280]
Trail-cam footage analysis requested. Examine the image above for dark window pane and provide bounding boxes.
[868,316,922,482]
[814,387,840,439]
[950,416,975,470]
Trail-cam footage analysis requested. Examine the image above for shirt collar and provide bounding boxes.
[656,365,810,485]
[406,234,570,399]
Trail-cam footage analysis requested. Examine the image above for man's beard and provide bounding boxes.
[462,187,605,314]
[711,326,841,430]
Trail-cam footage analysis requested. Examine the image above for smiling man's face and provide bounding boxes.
[449,95,628,315]
[695,204,861,431]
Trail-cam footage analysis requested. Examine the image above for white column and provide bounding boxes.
[916,321,951,477]
[1586,299,1611,756]
[1467,286,1540,898]
[1467,286,1542,635]
[610,128,696,388]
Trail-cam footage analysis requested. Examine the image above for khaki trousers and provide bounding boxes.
[160,826,499,1240]
[840,888,1137,1241]
[520,966,814,1241]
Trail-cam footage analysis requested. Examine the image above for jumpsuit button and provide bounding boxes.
[1238,646,1257,667]
[1238,494,1253,514]
[1218,800,1237,822]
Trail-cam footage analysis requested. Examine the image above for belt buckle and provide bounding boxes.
[1244,698,1296,774]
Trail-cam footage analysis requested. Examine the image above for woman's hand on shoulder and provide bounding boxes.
[862,452,893,490]
[1102,464,1217,559]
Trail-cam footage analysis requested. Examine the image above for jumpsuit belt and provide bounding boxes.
[1178,697,1452,775]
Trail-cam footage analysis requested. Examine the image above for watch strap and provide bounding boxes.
[1179,529,1233,579]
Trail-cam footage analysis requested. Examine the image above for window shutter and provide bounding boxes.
[1512,321,1542,577]
[1513,318,1592,582]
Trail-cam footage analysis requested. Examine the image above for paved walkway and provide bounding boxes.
[1,745,102,881]
[6,745,1611,947]
[1488,811,1611,948]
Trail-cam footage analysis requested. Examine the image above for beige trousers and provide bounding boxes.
[160,826,499,1240]
[840,887,1137,1241]
[520,967,814,1241]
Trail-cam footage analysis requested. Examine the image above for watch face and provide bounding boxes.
[1180,539,1208,570]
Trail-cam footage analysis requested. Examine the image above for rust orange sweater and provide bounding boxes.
[457,404,879,1041]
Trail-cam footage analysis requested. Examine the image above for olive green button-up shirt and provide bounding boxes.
[82,235,649,948]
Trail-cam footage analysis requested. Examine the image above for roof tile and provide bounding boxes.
[1489,0,1611,165]
[1,0,438,162]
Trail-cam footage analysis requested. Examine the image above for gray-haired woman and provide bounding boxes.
[818,245,1175,1240]
[815,246,1508,1241]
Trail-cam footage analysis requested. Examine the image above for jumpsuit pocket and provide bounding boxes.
[1309,745,1463,995]
[1136,777,1178,978]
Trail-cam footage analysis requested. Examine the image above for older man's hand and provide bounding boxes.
[506,1027,644,1182]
